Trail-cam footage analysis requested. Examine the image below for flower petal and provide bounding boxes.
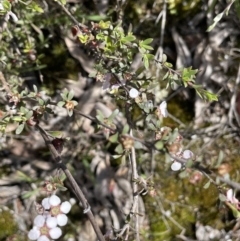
[49,195,61,206]
[42,198,50,210]
[171,162,182,171]
[37,235,50,241]
[28,227,41,240]
[49,227,62,239]
[183,150,194,159]
[159,101,168,117]
[60,201,71,214]
[57,213,68,226]
[46,216,57,228]
[129,88,139,98]
[34,215,45,227]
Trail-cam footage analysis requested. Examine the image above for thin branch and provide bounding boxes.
[129,129,140,241]
[36,125,105,241]
[55,1,87,29]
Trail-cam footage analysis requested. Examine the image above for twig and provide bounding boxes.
[55,1,87,29]
[129,129,140,241]
[36,125,105,241]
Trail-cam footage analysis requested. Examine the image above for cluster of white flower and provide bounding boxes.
[28,195,71,241]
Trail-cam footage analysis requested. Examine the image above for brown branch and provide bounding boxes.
[130,129,140,241]
[36,125,105,241]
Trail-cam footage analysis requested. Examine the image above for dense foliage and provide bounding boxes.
[1,0,240,241]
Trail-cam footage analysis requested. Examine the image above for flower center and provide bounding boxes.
[51,206,60,216]
[40,225,49,236]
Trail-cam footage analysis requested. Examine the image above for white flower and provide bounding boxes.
[183,150,194,159]
[159,101,168,117]
[48,195,72,226]
[171,161,182,171]
[129,88,139,98]
[28,216,62,240]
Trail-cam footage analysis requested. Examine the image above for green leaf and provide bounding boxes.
[108,109,119,122]
[20,106,28,114]
[147,122,156,130]
[67,109,73,117]
[228,203,240,218]
[143,55,149,69]
[109,132,119,143]
[135,66,145,76]
[3,0,11,11]
[12,116,23,122]
[38,98,45,106]
[115,144,123,154]
[162,54,167,63]
[121,35,136,43]
[186,159,193,168]
[182,67,198,83]
[203,180,211,189]
[142,38,153,45]
[162,71,169,80]
[168,128,179,143]
[154,141,163,150]
[27,2,44,13]
[56,184,67,191]
[85,15,107,21]
[25,110,33,120]
[79,34,89,44]
[122,124,130,134]
[216,150,224,167]
[164,62,173,68]
[17,170,34,182]
[33,85,38,93]
[16,123,25,134]
[58,101,66,107]
[99,20,111,29]
[207,12,224,32]
[22,190,39,199]
[196,90,203,99]
[96,109,104,122]
[59,173,66,181]
[141,44,154,51]
[61,88,68,100]
[68,89,75,100]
